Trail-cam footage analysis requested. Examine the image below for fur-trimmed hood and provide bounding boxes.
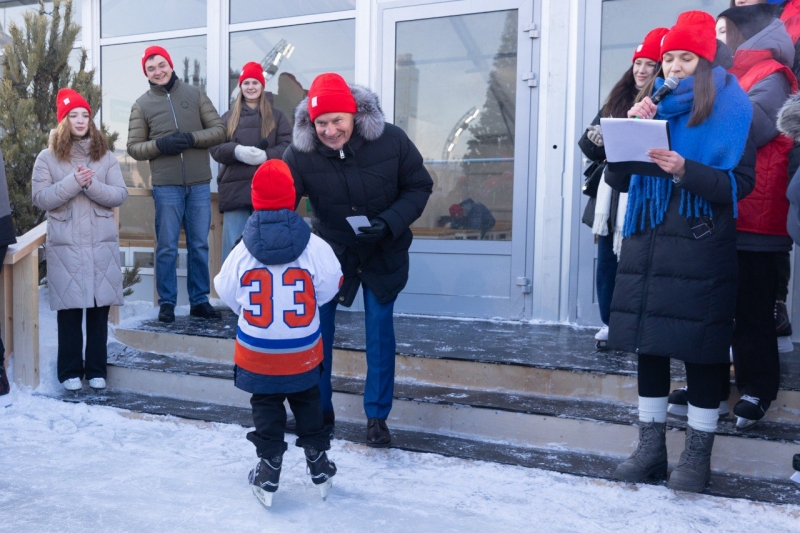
[292,84,386,153]
[778,94,800,141]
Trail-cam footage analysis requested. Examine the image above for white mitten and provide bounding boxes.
[234,145,267,165]
[586,125,604,147]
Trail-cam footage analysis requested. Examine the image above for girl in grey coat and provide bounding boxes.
[32,89,128,391]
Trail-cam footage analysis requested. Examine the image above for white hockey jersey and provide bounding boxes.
[214,233,342,377]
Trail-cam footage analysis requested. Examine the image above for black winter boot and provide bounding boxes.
[190,302,221,319]
[305,447,336,500]
[667,426,715,493]
[366,418,391,448]
[248,454,282,508]
[158,303,175,323]
[613,421,668,482]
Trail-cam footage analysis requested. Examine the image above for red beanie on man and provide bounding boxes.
[306,72,357,123]
[252,160,296,211]
[632,27,669,63]
[141,46,174,75]
[660,11,717,62]
[56,88,92,123]
[238,62,266,86]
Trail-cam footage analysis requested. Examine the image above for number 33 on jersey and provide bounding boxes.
[214,234,343,377]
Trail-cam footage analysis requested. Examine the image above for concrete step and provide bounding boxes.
[105,342,800,483]
[113,312,800,425]
[41,388,800,505]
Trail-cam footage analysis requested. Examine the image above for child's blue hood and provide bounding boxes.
[242,209,311,266]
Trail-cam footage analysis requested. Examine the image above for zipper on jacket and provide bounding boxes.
[634,228,659,354]
[166,92,187,187]
[339,149,345,160]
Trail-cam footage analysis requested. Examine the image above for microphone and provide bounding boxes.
[651,76,680,105]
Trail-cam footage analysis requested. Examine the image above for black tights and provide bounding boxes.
[637,353,729,409]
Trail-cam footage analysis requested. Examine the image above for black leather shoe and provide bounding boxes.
[158,303,175,323]
[190,302,221,319]
[366,418,391,448]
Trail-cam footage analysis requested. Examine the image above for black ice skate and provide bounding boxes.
[792,454,800,486]
[594,325,608,351]
[733,395,770,429]
[248,454,282,508]
[305,447,336,500]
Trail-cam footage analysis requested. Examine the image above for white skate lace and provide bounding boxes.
[740,395,760,406]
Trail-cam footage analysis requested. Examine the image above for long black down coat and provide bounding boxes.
[606,133,757,364]
[209,93,292,213]
[283,85,433,306]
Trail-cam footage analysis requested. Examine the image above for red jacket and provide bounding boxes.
[782,0,800,44]
[731,49,798,236]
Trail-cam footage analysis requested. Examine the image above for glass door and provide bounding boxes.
[381,0,537,318]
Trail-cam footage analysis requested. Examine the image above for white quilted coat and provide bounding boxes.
[32,140,128,311]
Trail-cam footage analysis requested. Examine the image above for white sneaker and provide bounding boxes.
[63,378,82,391]
[89,377,106,390]
[594,325,609,342]
[777,336,794,354]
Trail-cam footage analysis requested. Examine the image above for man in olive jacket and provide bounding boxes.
[127,46,227,323]
[284,73,432,448]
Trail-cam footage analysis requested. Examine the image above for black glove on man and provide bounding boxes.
[356,218,389,244]
[156,132,194,156]
[256,137,270,150]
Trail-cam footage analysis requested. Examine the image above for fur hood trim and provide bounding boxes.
[777,94,800,141]
[292,84,385,153]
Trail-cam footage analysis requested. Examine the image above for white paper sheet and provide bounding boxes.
[599,118,670,163]
[346,215,371,234]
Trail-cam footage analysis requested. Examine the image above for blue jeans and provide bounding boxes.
[319,285,397,420]
[596,234,618,326]
[152,183,211,307]
[222,208,252,263]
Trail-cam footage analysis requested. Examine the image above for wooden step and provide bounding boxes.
[41,388,800,505]
[104,342,800,483]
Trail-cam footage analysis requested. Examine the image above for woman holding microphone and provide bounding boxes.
[210,62,292,261]
[606,11,756,492]
[32,89,128,391]
[578,27,667,350]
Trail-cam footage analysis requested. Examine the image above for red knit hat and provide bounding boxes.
[141,46,174,75]
[251,160,296,211]
[660,11,717,62]
[307,72,357,123]
[56,88,92,123]
[632,27,669,63]
[238,62,266,86]
[449,204,464,219]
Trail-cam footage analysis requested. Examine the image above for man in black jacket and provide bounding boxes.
[283,73,432,447]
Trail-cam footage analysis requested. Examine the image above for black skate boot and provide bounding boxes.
[305,447,336,500]
[613,421,667,483]
[667,426,715,493]
[733,395,770,429]
[792,454,800,486]
[667,387,729,418]
[248,454,282,508]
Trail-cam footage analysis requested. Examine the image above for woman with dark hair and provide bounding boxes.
[32,89,128,391]
[578,27,667,350]
[210,62,293,261]
[715,5,797,429]
[607,11,756,493]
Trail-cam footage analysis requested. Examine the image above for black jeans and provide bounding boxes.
[57,306,110,382]
[732,251,781,401]
[638,353,729,409]
[247,385,330,458]
[776,251,790,302]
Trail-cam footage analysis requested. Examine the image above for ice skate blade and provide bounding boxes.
[595,341,608,352]
[667,404,688,417]
[318,478,333,501]
[252,485,274,508]
[791,471,800,486]
[735,416,759,429]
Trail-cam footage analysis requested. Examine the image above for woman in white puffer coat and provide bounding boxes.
[32,88,128,392]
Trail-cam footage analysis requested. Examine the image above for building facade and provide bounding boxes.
[6,0,795,328]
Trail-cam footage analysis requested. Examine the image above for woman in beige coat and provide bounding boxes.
[32,89,128,392]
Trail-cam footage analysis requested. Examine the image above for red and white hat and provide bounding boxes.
[660,11,717,62]
[238,62,266,87]
[632,28,669,63]
[141,45,174,75]
[306,72,357,123]
[252,160,296,211]
[56,88,92,123]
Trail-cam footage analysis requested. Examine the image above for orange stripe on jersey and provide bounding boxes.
[234,337,323,376]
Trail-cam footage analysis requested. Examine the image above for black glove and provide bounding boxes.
[156,132,193,156]
[256,137,270,150]
[356,218,389,244]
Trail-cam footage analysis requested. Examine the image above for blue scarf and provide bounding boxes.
[623,67,752,237]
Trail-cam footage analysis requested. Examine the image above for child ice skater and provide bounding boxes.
[214,159,343,508]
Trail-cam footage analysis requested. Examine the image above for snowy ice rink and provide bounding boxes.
[1,290,798,532]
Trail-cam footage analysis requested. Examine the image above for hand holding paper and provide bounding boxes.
[600,117,672,178]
